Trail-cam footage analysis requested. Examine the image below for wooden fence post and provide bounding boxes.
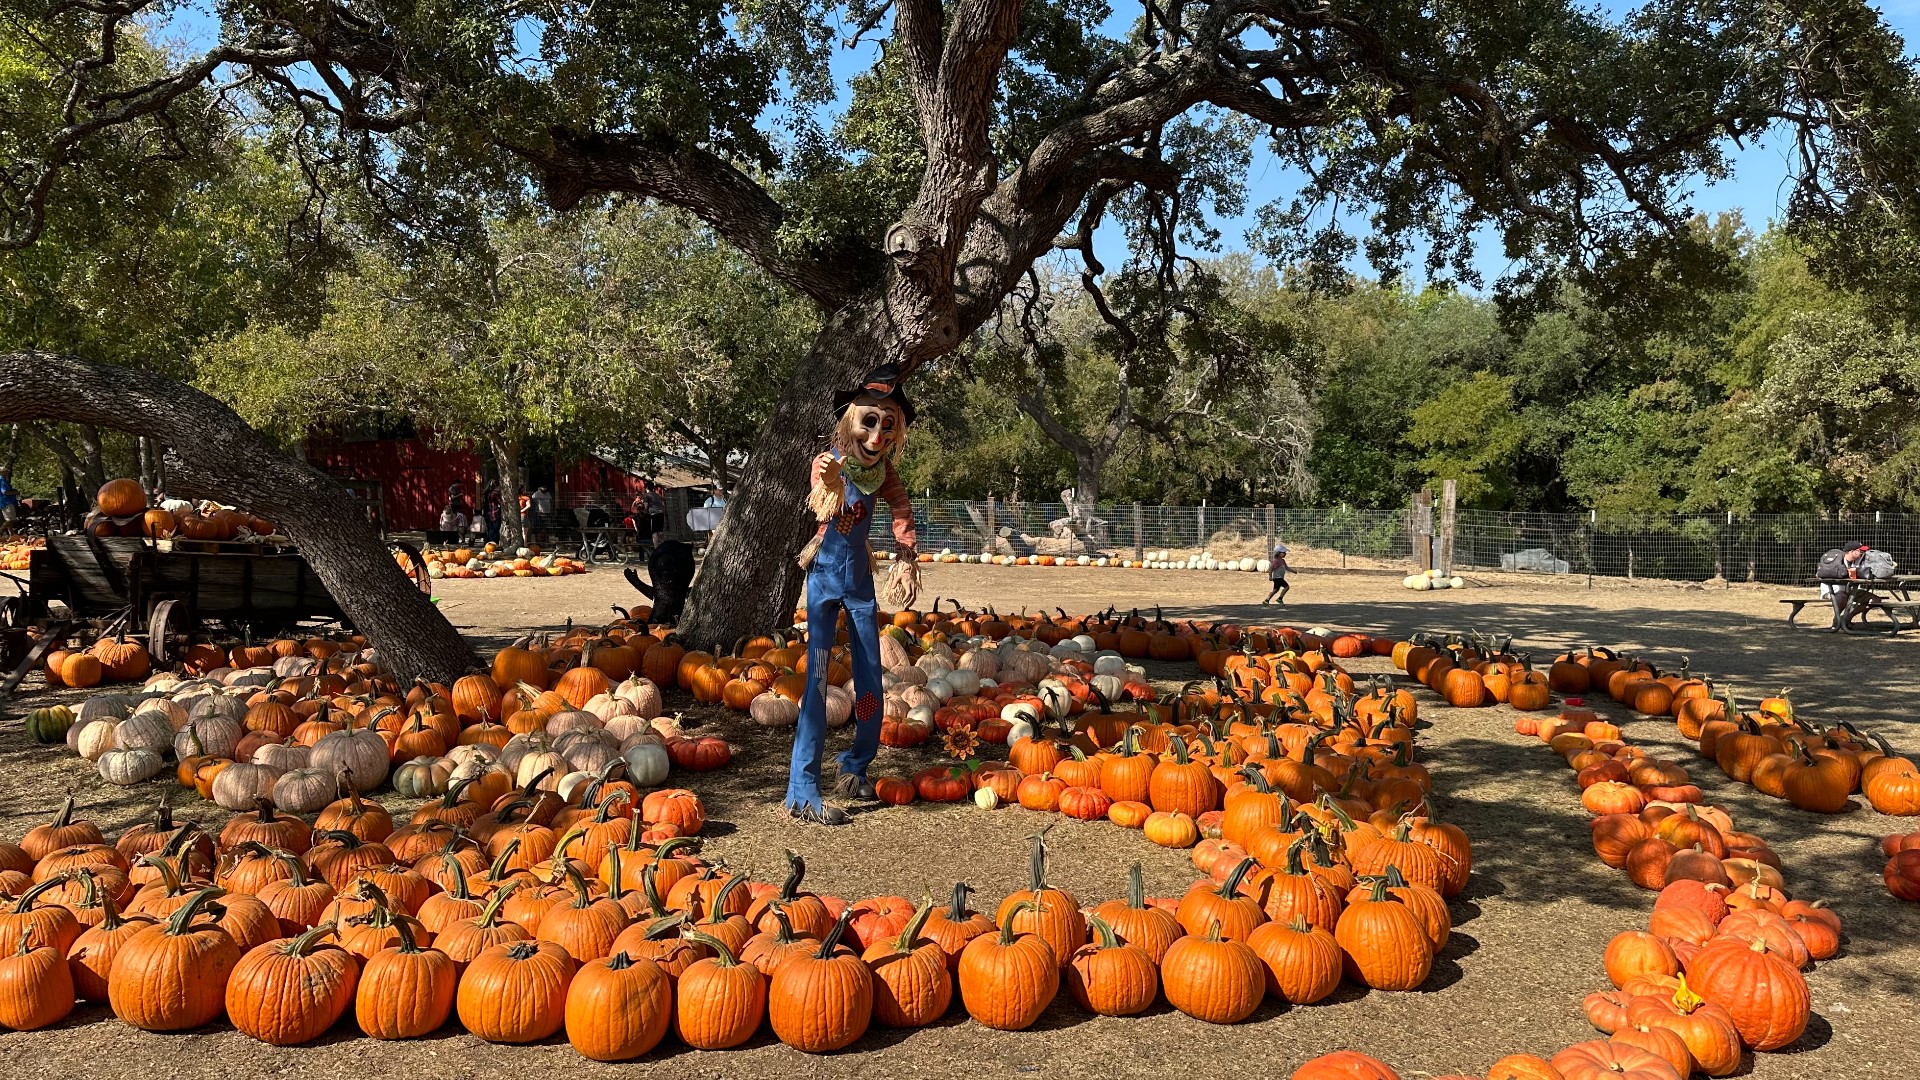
[1438,480,1457,574]
[1133,502,1143,561]
[1412,490,1434,571]
[985,495,996,554]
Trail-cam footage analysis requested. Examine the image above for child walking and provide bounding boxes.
[1263,542,1290,604]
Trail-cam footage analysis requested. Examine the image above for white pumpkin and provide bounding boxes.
[447,744,500,771]
[1404,574,1431,590]
[187,692,249,726]
[1449,576,1465,589]
[556,770,597,804]
[76,694,134,725]
[974,786,1000,810]
[958,649,999,679]
[516,750,567,790]
[824,684,854,728]
[211,761,282,809]
[1000,701,1042,727]
[130,697,187,729]
[749,692,798,728]
[75,719,120,762]
[890,664,928,688]
[564,738,621,776]
[613,677,665,719]
[621,740,671,787]
[98,746,164,786]
[601,715,651,743]
[547,710,603,737]
[310,727,389,791]
[908,702,937,729]
[1005,717,1035,745]
[944,669,982,698]
[170,714,240,757]
[271,767,336,812]
[1036,680,1074,720]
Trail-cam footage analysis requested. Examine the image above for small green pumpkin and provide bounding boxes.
[25,705,76,744]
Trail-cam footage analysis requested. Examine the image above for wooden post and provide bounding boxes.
[985,495,996,554]
[1265,504,1275,545]
[1197,501,1207,548]
[1438,480,1457,575]
[1412,490,1434,572]
[1132,502,1143,561]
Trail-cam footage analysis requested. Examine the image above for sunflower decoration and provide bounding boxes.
[943,727,980,762]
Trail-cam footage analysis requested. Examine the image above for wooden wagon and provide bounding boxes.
[0,533,428,698]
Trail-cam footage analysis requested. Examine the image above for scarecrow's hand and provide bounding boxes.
[807,455,844,521]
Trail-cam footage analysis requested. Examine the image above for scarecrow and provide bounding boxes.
[785,364,921,824]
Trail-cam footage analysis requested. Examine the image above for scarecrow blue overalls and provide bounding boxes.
[786,448,888,812]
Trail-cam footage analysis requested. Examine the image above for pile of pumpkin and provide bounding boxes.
[33,629,730,811]
[1540,646,1920,904]
[413,543,589,579]
[0,788,1480,1072]
[32,633,153,691]
[1,536,41,571]
[1389,633,1556,711]
[85,478,280,542]
[1503,707,1833,1075]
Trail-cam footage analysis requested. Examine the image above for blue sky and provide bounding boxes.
[157,2,1918,286]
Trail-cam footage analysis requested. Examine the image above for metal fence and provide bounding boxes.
[880,500,1920,586]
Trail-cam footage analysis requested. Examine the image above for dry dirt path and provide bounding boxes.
[1,563,1915,1078]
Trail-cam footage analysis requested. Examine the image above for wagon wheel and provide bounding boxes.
[0,618,73,702]
[146,599,180,665]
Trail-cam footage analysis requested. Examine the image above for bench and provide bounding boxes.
[1783,595,1920,633]
[1781,598,1822,628]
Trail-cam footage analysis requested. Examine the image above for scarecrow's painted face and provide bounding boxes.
[841,396,905,465]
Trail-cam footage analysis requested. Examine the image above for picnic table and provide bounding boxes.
[1784,575,1920,634]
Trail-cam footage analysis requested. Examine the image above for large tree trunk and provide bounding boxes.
[1,353,480,681]
[676,311,888,650]
[489,431,525,552]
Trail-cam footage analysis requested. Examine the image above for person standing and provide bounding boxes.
[437,484,469,537]
[785,365,920,825]
[641,482,668,546]
[0,466,19,527]
[482,482,502,544]
[529,486,552,543]
[1263,542,1291,604]
[1817,541,1869,631]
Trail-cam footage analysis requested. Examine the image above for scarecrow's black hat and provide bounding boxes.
[832,364,916,425]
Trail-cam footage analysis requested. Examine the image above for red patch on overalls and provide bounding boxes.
[856,694,879,721]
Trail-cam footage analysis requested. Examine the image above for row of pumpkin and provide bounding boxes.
[1488,649,1838,1077]
[28,633,731,817]
[1554,647,1920,906]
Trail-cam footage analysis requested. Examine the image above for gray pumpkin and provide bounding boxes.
[269,767,336,812]
[310,726,389,791]
[210,761,282,810]
[98,746,165,786]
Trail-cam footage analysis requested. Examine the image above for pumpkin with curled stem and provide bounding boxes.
[957,900,1058,1031]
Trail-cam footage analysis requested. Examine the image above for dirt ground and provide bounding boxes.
[2,562,1916,1079]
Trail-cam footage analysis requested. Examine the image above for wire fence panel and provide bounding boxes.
[873,500,1919,586]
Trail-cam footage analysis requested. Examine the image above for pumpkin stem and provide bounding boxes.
[137,853,183,897]
[892,895,936,954]
[485,838,522,882]
[564,862,595,908]
[778,849,808,901]
[946,880,976,920]
[997,900,1038,946]
[165,886,226,934]
[391,912,425,953]
[815,907,856,958]
[682,929,740,967]
[641,862,669,919]
[1124,864,1148,910]
[641,911,687,940]
[1086,911,1121,951]
[282,920,338,956]
[49,794,77,829]
[1024,826,1054,894]
[475,879,519,926]
[703,872,749,926]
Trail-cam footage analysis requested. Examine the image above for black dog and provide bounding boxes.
[625,540,695,624]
